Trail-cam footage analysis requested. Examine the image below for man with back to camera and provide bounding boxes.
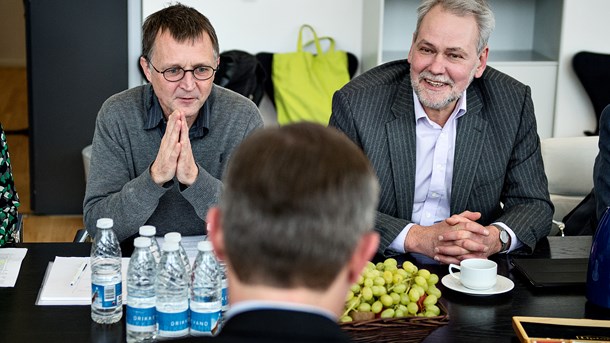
[83,4,263,241]
[174,122,380,342]
[330,0,553,265]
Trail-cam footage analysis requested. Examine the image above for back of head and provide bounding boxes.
[414,0,495,54]
[141,3,220,60]
[221,123,379,290]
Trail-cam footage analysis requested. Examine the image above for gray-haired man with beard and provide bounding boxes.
[330,0,552,264]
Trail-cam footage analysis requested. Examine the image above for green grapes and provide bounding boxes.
[380,294,394,307]
[341,258,443,322]
[371,301,383,314]
[358,302,371,312]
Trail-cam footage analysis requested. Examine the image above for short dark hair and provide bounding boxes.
[221,123,379,290]
[141,3,219,61]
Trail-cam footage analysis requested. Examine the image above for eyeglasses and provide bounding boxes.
[148,60,217,82]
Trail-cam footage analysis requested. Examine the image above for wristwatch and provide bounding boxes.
[497,226,510,253]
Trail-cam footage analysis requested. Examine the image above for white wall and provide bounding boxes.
[554,0,610,137]
[141,0,364,125]
[142,0,363,56]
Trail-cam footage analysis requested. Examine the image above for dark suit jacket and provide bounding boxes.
[594,104,610,220]
[172,309,353,343]
[329,60,553,255]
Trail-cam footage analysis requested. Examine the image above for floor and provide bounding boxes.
[1,66,83,242]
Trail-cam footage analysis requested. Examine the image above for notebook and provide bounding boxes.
[511,257,588,288]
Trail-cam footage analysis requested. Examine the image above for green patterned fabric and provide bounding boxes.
[0,123,20,246]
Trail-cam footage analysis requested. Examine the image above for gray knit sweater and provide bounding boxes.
[83,84,263,241]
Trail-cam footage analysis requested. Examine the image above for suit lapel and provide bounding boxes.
[451,86,487,214]
[386,79,416,220]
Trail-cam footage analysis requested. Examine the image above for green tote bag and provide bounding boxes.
[272,24,350,125]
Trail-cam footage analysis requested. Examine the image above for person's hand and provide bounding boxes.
[150,110,198,186]
[175,113,198,186]
[404,211,497,264]
[440,211,504,260]
[150,110,183,185]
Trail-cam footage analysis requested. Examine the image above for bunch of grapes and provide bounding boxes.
[340,258,442,322]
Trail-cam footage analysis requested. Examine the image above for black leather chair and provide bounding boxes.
[572,51,610,136]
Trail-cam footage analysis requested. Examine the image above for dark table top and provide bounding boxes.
[0,236,608,343]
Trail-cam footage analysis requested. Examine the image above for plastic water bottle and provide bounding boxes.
[126,237,157,342]
[139,225,161,264]
[164,232,192,278]
[218,260,229,319]
[90,218,123,324]
[190,241,221,336]
[156,241,189,339]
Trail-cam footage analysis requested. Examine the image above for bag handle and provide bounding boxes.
[303,36,336,53]
[297,24,324,54]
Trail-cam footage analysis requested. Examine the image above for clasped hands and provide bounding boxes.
[405,211,503,265]
[151,110,198,187]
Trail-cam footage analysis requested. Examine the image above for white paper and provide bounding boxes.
[37,256,129,306]
[0,248,28,287]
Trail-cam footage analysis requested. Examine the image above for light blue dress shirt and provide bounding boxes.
[389,90,520,254]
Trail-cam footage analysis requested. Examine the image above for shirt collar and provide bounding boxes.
[413,90,468,123]
[144,85,210,139]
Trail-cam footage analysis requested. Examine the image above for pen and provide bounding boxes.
[70,261,88,287]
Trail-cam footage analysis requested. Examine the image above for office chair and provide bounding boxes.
[73,229,91,243]
[572,51,610,136]
[16,213,23,243]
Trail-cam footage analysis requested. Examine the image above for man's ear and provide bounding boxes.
[140,56,153,83]
[347,232,380,284]
[206,207,226,261]
[474,46,489,78]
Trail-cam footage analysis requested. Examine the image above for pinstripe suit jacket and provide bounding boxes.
[329,60,553,255]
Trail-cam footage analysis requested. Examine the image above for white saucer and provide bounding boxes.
[441,273,514,296]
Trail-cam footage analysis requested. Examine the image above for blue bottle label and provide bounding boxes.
[191,309,220,335]
[157,309,189,333]
[91,282,122,308]
[126,305,156,330]
[221,279,229,310]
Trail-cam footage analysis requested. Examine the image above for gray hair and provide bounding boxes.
[220,123,379,290]
[414,0,495,54]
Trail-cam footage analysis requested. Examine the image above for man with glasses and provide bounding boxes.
[84,4,263,242]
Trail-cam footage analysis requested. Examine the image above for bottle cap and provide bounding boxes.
[134,237,151,248]
[96,218,114,229]
[162,241,179,252]
[164,232,182,243]
[139,225,156,237]
[197,240,213,252]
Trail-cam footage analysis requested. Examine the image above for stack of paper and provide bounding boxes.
[0,248,27,287]
[37,256,129,306]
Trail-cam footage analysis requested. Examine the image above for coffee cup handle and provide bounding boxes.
[448,264,461,280]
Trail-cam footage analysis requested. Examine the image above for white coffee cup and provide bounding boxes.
[448,258,497,290]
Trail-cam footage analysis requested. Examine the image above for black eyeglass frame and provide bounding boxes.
[147,60,218,82]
